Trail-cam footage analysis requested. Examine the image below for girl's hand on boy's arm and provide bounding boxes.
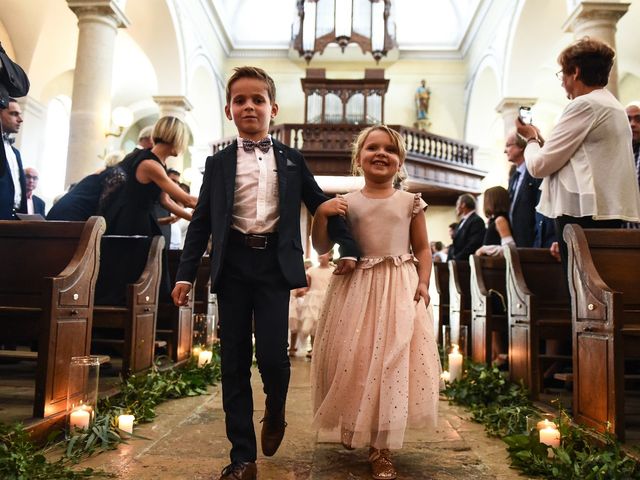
[333,258,356,275]
[317,196,348,217]
[414,282,430,306]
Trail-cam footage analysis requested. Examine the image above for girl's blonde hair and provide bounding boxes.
[152,116,189,154]
[350,125,408,189]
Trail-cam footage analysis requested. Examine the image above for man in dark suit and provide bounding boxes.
[24,167,45,215]
[0,98,27,220]
[505,131,555,247]
[172,67,359,480]
[447,193,485,261]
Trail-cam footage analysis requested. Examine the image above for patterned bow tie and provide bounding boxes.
[242,137,271,153]
[2,132,14,145]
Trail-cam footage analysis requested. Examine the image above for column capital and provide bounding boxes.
[67,0,130,28]
[563,1,629,33]
[153,95,194,120]
[495,97,537,115]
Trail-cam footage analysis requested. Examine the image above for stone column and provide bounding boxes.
[152,95,193,120]
[65,0,129,185]
[495,97,537,138]
[563,1,630,98]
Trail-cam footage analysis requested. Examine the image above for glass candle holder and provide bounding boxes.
[66,356,100,436]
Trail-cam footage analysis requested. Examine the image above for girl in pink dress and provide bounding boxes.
[311,125,441,480]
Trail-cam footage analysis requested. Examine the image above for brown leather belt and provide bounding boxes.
[228,229,277,249]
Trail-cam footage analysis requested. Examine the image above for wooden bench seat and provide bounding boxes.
[564,225,640,440]
[93,235,164,375]
[0,217,104,419]
[432,260,450,344]
[504,245,571,400]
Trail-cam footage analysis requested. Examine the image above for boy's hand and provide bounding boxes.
[414,282,430,306]
[172,283,192,306]
[333,258,356,275]
[317,196,348,217]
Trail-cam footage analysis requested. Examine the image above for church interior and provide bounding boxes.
[2,0,640,479]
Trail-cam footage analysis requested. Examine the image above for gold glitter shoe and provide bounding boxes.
[369,447,397,480]
[340,426,355,450]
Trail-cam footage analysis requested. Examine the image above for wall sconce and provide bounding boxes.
[105,106,133,138]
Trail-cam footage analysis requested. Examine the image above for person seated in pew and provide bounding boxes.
[475,186,514,257]
[447,194,485,261]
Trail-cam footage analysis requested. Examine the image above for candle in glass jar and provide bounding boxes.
[198,350,212,367]
[118,414,135,437]
[69,406,91,430]
[448,344,463,381]
[193,346,202,357]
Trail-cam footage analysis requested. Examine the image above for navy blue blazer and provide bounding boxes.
[509,169,541,248]
[0,146,27,220]
[176,139,360,291]
[447,212,486,261]
[32,194,45,216]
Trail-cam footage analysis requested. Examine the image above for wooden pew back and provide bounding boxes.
[432,261,450,344]
[448,260,471,352]
[470,255,507,364]
[0,218,105,419]
[564,226,640,439]
[504,245,571,399]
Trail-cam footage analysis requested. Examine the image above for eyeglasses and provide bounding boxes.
[505,143,517,147]
[555,70,564,81]
[25,174,38,180]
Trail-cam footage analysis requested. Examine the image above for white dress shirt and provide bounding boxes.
[525,88,640,221]
[232,135,279,234]
[3,140,21,208]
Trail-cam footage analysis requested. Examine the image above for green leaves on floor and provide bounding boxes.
[444,360,640,479]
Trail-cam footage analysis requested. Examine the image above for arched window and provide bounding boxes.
[346,93,364,124]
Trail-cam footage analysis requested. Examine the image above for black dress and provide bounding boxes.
[483,213,510,246]
[104,149,164,236]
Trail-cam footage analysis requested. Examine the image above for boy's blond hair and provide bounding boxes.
[152,116,189,154]
[226,66,277,104]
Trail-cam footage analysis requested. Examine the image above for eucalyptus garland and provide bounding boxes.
[1,345,221,479]
[444,360,640,479]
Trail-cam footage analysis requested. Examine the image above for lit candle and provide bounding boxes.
[118,414,135,437]
[69,406,91,430]
[440,370,450,382]
[537,419,555,431]
[192,346,202,357]
[198,350,212,367]
[539,422,561,457]
[448,344,463,381]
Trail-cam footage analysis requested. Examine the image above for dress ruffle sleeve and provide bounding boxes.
[412,193,428,217]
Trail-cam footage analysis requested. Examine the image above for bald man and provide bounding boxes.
[24,167,45,215]
[627,102,640,184]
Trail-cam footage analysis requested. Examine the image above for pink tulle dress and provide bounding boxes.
[311,190,441,450]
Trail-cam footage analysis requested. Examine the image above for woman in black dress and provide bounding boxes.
[475,186,514,256]
[104,116,197,236]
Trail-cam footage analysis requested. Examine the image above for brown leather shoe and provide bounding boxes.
[218,461,257,480]
[260,407,287,456]
[369,448,397,480]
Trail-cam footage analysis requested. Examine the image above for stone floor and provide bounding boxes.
[76,357,531,480]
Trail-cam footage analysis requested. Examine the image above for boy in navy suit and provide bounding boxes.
[172,66,359,480]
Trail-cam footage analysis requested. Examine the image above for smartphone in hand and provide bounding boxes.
[519,106,532,124]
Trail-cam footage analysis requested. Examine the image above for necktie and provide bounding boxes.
[2,132,14,146]
[508,170,521,200]
[242,137,271,153]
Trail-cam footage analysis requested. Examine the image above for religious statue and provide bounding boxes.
[414,79,431,130]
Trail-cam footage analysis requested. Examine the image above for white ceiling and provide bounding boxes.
[211,0,482,52]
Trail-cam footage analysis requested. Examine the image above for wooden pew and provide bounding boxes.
[469,255,508,365]
[503,245,571,399]
[156,250,194,365]
[432,260,450,344]
[93,235,164,375]
[448,260,472,354]
[564,225,640,440]
[0,217,105,419]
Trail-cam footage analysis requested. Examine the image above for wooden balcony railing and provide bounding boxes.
[212,123,486,204]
